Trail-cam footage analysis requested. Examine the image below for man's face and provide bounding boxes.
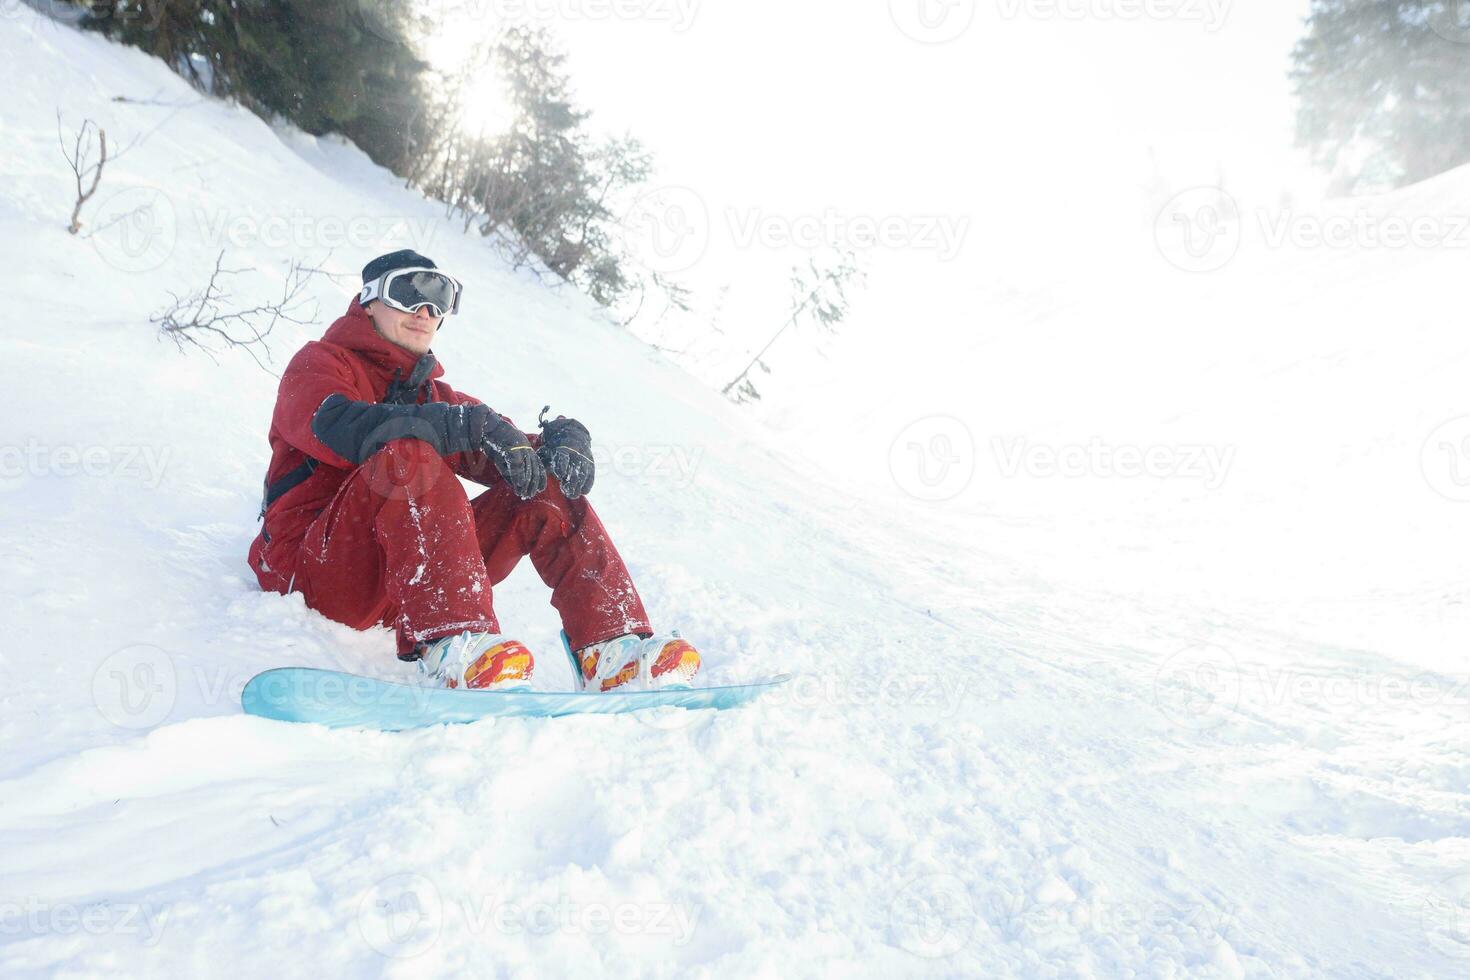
[367,300,442,356]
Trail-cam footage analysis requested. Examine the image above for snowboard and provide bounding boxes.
[240,667,792,731]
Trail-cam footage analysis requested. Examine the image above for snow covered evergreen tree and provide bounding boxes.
[1292,0,1470,189]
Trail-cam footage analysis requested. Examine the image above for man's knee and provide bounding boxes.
[498,483,589,558]
[359,438,464,504]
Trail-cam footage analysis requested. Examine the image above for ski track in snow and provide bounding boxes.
[2,8,1470,978]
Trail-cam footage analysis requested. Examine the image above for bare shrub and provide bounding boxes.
[153,251,319,372]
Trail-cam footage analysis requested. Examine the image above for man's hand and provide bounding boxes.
[469,405,547,500]
[538,409,595,500]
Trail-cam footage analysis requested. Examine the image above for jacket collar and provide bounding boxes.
[322,298,445,385]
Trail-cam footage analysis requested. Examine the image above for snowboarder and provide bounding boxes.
[247,250,701,692]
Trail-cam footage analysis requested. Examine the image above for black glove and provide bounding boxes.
[537,407,595,500]
[469,405,547,500]
[311,393,546,499]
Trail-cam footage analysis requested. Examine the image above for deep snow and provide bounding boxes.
[2,7,1469,978]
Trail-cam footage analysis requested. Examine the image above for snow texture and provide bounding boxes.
[2,7,1469,978]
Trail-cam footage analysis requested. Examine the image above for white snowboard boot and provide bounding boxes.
[417,632,535,691]
[567,631,701,692]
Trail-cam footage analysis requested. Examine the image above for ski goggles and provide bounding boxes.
[360,267,463,317]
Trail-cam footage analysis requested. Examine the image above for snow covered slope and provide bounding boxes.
[2,8,1469,977]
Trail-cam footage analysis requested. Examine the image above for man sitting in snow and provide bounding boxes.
[247,249,701,692]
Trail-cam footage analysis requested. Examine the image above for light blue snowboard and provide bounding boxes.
[241,667,792,731]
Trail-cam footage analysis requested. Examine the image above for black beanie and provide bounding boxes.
[362,249,437,283]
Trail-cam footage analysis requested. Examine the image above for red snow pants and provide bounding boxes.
[255,438,651,657]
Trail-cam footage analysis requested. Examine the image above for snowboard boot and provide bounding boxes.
[565,630,701,692]
[417,632,535,691]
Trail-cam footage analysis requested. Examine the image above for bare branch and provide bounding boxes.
[152,251,322,375]
[58,112,109,235]
[723,250,864,403]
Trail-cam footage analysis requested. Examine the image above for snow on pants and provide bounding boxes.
[285,438,651,657]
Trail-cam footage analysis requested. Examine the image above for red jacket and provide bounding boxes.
[248,299,507,590]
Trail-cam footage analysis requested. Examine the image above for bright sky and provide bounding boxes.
[437,0,1319,399]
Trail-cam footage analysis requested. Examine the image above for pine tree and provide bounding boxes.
[1291,1,1470,190]
[76,5,655,310]
[421,26,652,306]
[78,0,433,173]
